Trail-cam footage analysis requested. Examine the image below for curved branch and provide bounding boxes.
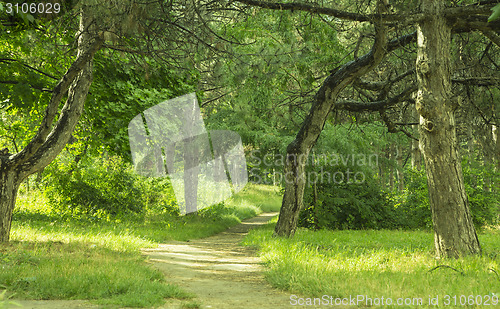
[0,58,59,80]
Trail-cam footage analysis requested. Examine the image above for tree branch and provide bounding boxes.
[234,0,369,22]
[452,76,500,86]
[337,85,417,112]
[11,21,103,167]
[480,29,500,48]
[354,68,416,91]
[0,80,53,93]
[0,58,59,80]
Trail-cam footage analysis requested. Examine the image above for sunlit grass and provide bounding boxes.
[0,241,191,307]
[4,183,281,307]
[243,223,499,308]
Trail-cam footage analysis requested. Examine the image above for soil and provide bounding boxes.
[11,212,297,309]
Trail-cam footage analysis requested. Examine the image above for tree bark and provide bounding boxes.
[0,165,21,242]
[416,0,481,257]
[274,2,389,237]
[411,107,421,169]
[0,8,102,242]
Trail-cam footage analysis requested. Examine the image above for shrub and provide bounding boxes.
[395,158,499,229]
[392,168,432,229]
[299,164,396,230]
[43,153,178,220]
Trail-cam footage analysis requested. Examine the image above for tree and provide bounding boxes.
[235,0,499,257]
[415,0,481,257]
[0,3,103,241]
[0,0,222,241]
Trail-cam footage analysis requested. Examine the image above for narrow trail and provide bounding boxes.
[144,212,292,309]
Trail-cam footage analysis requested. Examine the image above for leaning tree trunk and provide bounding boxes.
[0,8,102,242]
[416,0,481,257]
[274,2,389,237]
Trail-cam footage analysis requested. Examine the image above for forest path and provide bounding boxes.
[12,213,304,309]
[144,212,293,309]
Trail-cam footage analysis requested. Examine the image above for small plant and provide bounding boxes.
[0,287,21,309]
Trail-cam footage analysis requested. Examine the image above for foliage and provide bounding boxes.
[396,157,500,229]
[42,153,178,220]
[205,6,346,154]
[299,122,401,230]
[300,166,395,230]
[488,3,500,22]
[393,168,433,229]
[462,157,500,228]
[83,52,198,160]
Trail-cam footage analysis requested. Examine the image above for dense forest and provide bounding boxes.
[0,0,499,307]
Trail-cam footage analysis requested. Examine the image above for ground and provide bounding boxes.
[11,212,294,309]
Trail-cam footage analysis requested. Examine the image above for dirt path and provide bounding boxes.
[143,212,292,309]
[11,213,293,309]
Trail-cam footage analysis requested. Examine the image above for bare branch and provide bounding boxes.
[0,58,59,80]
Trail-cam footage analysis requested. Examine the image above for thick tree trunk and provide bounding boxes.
[274,3,388,237]
[0,167,21,242]
[416,0,481,257]
[0,8,102,242]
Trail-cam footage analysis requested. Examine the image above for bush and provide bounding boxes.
[299,164,396,230]
[392,168,432,229]
[395,158,499,229]
[43,154,178,220]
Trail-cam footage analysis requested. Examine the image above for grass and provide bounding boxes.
[243,218,500,308]
[1,183,282,308]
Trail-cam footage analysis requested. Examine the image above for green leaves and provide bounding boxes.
[488,3,500,22]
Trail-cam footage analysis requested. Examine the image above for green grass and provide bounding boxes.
[243,219,500,308]
[1,183,282,308]
[0,241,190,307]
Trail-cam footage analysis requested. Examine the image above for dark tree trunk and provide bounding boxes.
[416,0,481,257]
[0,166,21,242]
[274,4,389,236]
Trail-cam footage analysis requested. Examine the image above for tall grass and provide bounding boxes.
[243,220,499,308]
